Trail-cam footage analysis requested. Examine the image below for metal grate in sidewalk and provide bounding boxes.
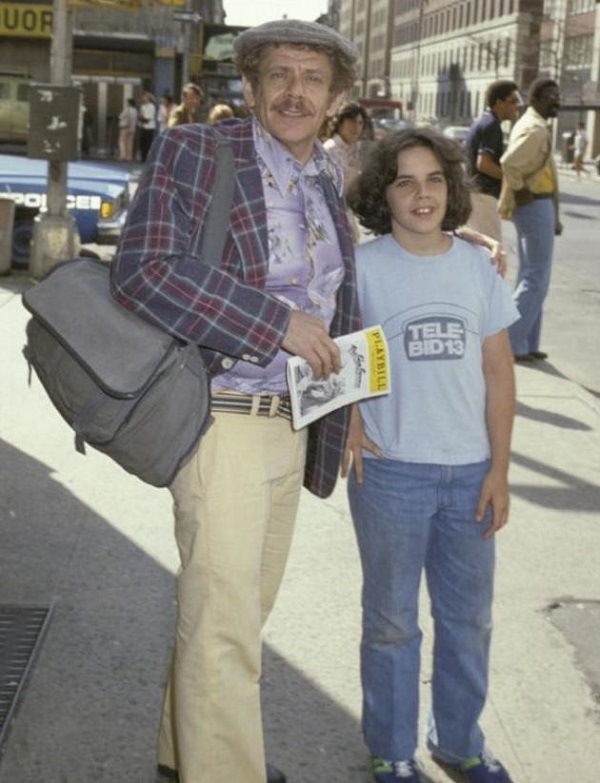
[0,604,53,748]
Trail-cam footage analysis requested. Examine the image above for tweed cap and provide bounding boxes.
[234,19,359,63]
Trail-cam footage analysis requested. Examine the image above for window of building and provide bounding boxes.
[564,34,594,67]
[571,0,595,13]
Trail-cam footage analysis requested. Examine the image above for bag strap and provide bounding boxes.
[199,131,235,268]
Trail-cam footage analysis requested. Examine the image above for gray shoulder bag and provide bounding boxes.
[22,134,235,488]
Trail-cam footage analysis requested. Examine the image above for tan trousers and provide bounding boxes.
[118,129,134,161]
[467,192,502,243]
[157,411,308,783]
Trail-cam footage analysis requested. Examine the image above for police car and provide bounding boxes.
[0,153,132,268]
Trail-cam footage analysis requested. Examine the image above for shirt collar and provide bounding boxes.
[526,106,550,126]
[252,116,344,197]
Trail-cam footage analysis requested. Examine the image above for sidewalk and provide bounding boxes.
[1,272,599,783]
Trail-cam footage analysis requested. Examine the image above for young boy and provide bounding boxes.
[343,128,519,783]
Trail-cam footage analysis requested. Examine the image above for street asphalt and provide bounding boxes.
[1,169,599,782]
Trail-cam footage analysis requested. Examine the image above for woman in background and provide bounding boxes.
[323,101,369,242]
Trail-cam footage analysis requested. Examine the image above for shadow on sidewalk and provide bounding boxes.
[0,439,367,783]
[510,451,600,513]
[516,401,592,431]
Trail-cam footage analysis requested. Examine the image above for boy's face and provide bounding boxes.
[385,146,448,247]
[243,45,343,165]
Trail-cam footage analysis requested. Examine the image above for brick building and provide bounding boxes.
[339,0,600,157]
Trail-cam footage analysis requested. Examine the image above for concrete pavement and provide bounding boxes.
[1,262,599,782]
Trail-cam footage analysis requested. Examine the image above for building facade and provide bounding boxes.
[339,0,600,156]
[0,0,226,156]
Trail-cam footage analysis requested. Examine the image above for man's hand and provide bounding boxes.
[485,240,508,277]
[282,310,341,379]
[455,226,507,276]
[555,219,563,236]
[514,187,535,208]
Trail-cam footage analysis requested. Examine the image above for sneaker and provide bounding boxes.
[372,755,422,782]
[432,749,514,783]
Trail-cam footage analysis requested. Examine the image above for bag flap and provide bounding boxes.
[23,257,181,396]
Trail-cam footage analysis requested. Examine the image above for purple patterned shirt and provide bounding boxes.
[213,117,345,395]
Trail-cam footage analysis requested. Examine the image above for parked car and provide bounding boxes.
[442,125,470,147]
[0,70,30,144]
[0,153,131,268]
[373,117,413,138]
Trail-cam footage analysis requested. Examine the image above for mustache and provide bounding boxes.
[272,95,314,114]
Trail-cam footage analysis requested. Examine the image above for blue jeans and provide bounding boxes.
[509,197,556,355]
[347,458,495,764]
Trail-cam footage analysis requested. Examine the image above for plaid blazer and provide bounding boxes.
[110,117,361,498]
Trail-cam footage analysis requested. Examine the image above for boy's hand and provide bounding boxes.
[475,469,510,539]
[341,405,382,483]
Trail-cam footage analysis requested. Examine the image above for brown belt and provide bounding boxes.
[211,392,292,421]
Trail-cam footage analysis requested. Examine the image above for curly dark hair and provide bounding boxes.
[485,79,519,109]
[347,127,472,235]
[528,77,559,102]
[326,101,369,137]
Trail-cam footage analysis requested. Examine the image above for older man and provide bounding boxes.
[110,19,360,783]
[499,78,562,362]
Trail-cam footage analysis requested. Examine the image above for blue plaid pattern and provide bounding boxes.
[110,118,361,497]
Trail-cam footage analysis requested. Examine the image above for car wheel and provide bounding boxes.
[12,218,33,269]
[79,247,101,260]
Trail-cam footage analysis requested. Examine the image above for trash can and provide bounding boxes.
[562,131,575,165]
[0,196,15,275]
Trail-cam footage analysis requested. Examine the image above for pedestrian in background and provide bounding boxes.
[157,93,174,133]
[344,127,518,783]
[137,91,157,162]
[323,100,369,242]
[168,82,204,127]
[499,77,563,363]
[110,19,361,783]
[573,120,589,179]
[323,100,369,186]
[117,98,137,162]
[465,79,521,241]
[206,102,235,125]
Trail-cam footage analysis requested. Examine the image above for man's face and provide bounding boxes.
[243,45,343,164]
[494,91,521,122]
[534,86,561,119]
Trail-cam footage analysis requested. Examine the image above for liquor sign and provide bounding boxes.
[0,2,52,38]
[67,0,185,7]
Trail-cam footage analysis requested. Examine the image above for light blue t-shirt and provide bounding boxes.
[356,234,519,465]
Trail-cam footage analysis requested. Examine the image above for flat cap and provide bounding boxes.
[234,19,359,63]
